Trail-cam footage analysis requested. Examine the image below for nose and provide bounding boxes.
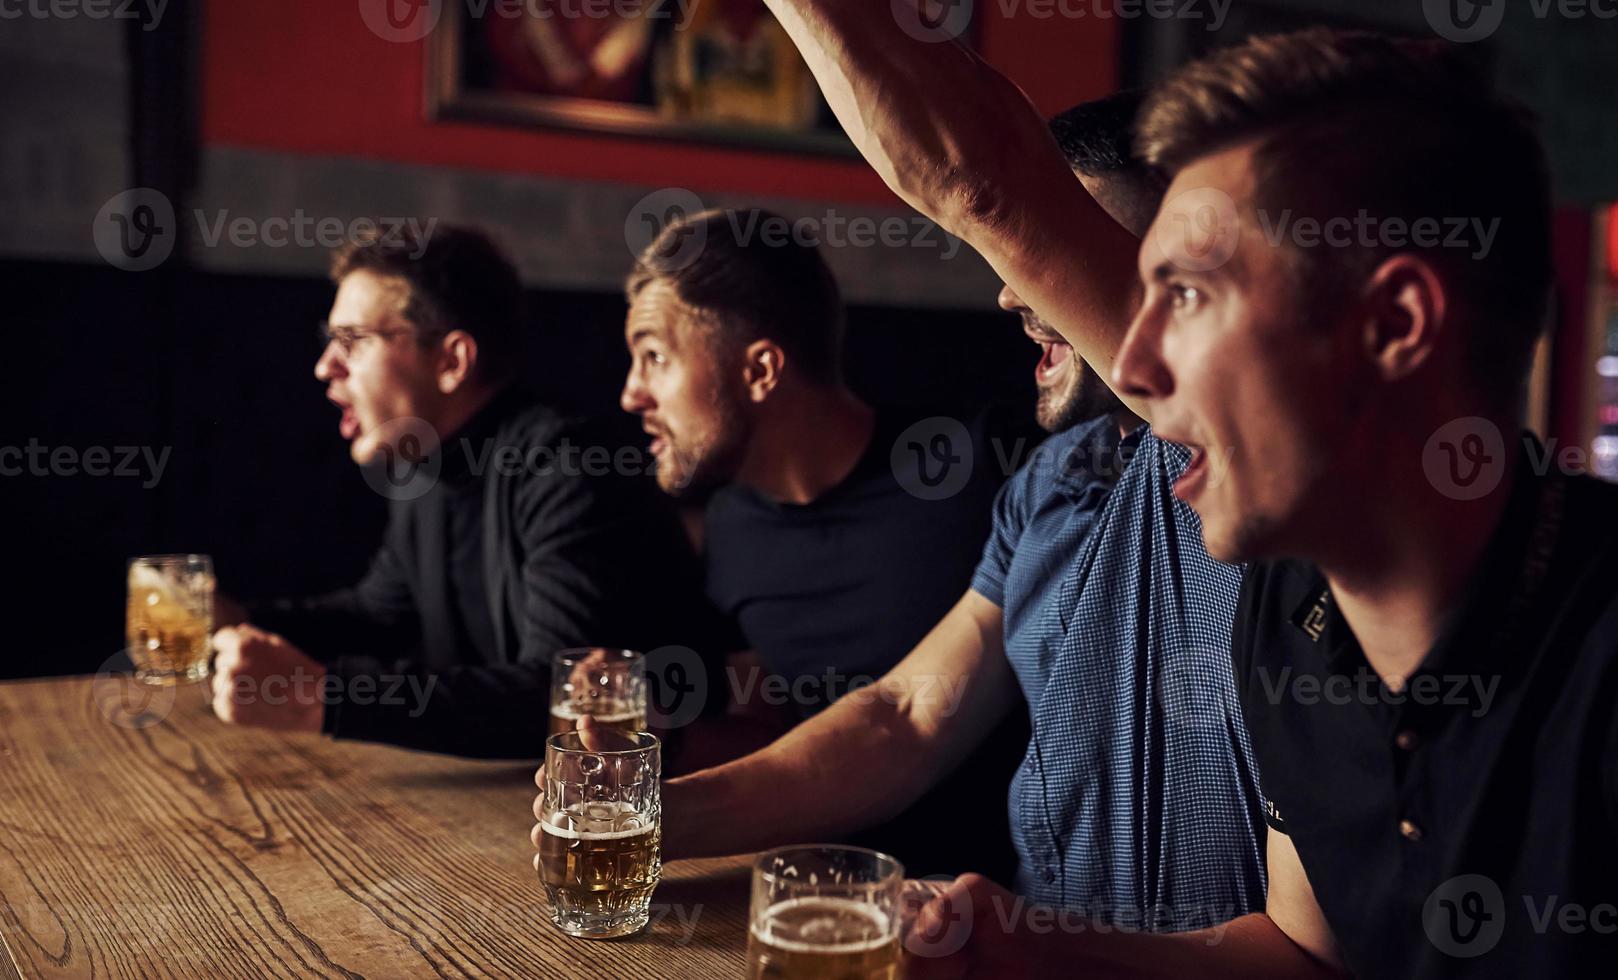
[1111,303,1174,402]
[315,341,345,382]
[620,365,652,416]
[997,282,1024,314]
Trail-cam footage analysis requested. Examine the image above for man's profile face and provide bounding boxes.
[999,279,1120,433]
[315,271,443,466]
[620,280,750,497]
[1117,141,1361,562]
[999,168,1132,434]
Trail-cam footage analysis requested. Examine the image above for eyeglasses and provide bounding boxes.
[318,322,435,356]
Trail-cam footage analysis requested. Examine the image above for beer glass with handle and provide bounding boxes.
[747,844,904,979]
[549,648,648,736]
[126,554,215,685]
[536,729,662,938]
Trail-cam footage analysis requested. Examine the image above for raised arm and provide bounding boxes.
[760,0,1145,412]
[541,589,1018,862]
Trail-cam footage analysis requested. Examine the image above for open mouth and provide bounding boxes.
[330,396,360,440]
[1035,338,1072,385]
[1173,444,1211,502]
[1027,324,1072,386]
[643,424,669,458]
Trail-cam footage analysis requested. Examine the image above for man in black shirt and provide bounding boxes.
[209,225,719,760]
[616,208,1032,879]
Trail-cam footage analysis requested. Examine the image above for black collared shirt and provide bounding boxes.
[1233,447,1618,978]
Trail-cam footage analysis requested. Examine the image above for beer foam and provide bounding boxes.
[550,702,641,724]
[543,803,656,841]
[751,897,893,954]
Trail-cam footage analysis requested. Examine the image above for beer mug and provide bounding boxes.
[549,648,647,737]
[747,845,904,979]
[536,729,661,938]
[126,554,215,686]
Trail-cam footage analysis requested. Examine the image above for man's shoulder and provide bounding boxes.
[1005,414,1120,496]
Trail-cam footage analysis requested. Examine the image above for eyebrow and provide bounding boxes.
[628,327,661,344]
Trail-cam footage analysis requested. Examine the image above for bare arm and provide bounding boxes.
[657,590,1016,860]
[909,824,1346,977]
[665,650,800,774]
[759,0,1145,414]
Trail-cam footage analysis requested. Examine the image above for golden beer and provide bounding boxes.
[537,802,661,938]
[747,897,900,979]
[547,699,647,737]
[126,556,214,685]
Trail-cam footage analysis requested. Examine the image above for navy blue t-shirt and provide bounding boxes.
[703,406,1034,881]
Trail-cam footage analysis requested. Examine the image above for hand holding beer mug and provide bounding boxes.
[747,845,904,979]
[126,555,215,685]
[536,729,661,938]
[550,648,647,736]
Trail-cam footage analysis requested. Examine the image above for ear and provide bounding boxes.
[1360,254,1448,383]
[435,330,478,394]
[741,339,785,403]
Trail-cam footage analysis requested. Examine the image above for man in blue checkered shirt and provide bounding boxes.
[653,94,1265,934]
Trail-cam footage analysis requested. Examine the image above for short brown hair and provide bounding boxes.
[1139,29,1553,405]
[626,209,845,387]
[331,223,524,383]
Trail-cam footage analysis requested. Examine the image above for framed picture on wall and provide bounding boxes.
[428,0,943,155]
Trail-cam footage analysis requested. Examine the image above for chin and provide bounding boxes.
[349,436,379,467]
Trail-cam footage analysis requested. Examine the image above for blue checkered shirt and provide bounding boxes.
[972,421,1267,931]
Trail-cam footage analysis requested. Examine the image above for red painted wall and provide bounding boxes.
[199,1,1118,205]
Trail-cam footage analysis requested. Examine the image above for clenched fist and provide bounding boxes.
[209,625,326,733]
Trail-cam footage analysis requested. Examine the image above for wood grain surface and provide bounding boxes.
[0,676,752,979]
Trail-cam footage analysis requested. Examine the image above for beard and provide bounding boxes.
[1037,365,1122,433]
[652,386,752,501]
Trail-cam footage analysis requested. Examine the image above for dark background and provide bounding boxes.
[5,257,1033,680]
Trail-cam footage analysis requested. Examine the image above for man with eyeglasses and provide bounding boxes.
[209,224,724,760]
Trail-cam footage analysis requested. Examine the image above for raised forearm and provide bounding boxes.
[761,0,1145,413]
[762,0,1050,231]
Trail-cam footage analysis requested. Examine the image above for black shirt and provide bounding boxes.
[1233,444,1618,979]
[703,406,1037,882]
[251,387,725,759]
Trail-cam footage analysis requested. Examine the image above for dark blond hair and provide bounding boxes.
[626,209,845,386]
[1139,29,1552,404]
